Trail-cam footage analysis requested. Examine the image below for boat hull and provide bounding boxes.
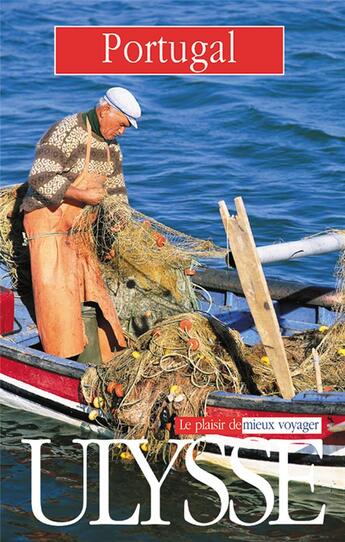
[1,274,344,489]
[1,347,344,490]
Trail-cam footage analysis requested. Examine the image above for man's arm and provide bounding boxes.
[64,183,106,206]
[24,117,77,208]
[22,116,108,211]
[104,143,129,205]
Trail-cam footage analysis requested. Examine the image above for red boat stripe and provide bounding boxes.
[0,356,82,403]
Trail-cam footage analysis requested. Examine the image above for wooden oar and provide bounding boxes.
[218,198,295,400]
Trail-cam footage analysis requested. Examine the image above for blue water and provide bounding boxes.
[1,1,345,540]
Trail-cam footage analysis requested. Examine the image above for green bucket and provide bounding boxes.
[77,304,102,365]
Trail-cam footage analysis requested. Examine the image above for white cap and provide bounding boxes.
[103,87,141,128]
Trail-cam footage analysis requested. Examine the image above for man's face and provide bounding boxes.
[97,104,131,140]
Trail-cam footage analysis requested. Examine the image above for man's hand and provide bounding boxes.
[64,184,106,206]
[80,187,106,206]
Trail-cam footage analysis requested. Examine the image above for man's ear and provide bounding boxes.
[99,104,109,118]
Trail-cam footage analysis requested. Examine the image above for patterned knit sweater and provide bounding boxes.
[21,113,128,212]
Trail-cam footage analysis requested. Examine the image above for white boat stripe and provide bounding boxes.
[197,452,345,490]
[0,373,89,413]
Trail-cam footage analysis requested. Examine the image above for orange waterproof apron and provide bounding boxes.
[24,119,126,361]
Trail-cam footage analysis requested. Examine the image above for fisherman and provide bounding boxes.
[20,87,141,361]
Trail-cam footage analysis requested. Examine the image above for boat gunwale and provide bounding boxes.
[1,338,344,416]
[0,338,85,379]
[207,391,345,415]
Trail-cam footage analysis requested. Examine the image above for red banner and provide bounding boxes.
[55,26,284,75]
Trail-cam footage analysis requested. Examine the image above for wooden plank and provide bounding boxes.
[312,348,323,393]
[219,198,295,399]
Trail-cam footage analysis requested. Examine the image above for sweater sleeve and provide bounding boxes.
[104,143,129,205]
[21,115,78,211]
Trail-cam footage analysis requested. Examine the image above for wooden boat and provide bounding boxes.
[1,267,344,489]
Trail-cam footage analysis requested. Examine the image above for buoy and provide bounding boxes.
[338,348,345,356]
[140,442,149,452]
[107,382,117,394]
[187,338,200,351]
[120,451,133,461]
[319,325,329,333]
[261,356,270,365]
[179,319,192,332]
[165,422,172,431]
[114,383,124,398]
[93,396,105,409]
[143,220,152,229]
[88,409,99,421]
[324,386,333,392]
[132,351,141,359]
[156,235,166,248]
[160,407,170,424]
[170,384,181,395]
[105,249,115,261]
[184,268,196,276]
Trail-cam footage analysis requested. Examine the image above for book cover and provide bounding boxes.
[1,1,344,541]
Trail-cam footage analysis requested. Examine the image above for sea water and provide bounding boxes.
[1,1,344,540]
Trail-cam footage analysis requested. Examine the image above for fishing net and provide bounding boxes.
[246,245,345,394]
[73,195,226,260]
[245,326,345,394]
[319,248,345,350]
[71,195,226,335]
[81,312,251,461]
[0,186,226,333]
[0,184,31,291]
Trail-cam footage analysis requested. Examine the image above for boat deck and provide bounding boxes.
[1,265,340,350]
